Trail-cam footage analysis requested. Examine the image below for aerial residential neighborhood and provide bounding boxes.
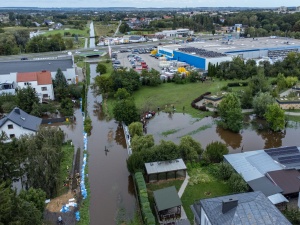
[1,2,300,225]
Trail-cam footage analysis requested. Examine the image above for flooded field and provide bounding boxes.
[145,112,300,153]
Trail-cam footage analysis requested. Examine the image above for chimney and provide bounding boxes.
[14,108,20,115]
[222,198,238,214]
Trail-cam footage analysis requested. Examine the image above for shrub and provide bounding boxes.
[228,173,248,193]
[227,82,248,87]
[203,141,229,163]
[84,116,92,135]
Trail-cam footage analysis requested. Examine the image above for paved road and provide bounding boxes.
[113,20,122,37]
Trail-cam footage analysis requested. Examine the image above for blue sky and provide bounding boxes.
[1,0,300,8]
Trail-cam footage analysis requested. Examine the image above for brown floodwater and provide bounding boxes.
[87,64,136,225]
[45,63,300,224]
[145,112,300,153]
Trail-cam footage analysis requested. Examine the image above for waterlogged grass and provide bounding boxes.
[57,142,74,196]
[178,124,213,138]
[161,128,182,137]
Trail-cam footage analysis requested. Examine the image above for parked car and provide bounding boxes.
[21,57,28,60]
[114,60,121,64]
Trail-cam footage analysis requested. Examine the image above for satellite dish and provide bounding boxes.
[68,51,72,56]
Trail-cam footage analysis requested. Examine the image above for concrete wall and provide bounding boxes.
[205,56,233,70]
[277,101,300,109]
[1,120,36,140]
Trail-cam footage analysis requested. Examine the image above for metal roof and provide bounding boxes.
[246,151,283,175]
[0,107,41,132]
[267,169,300,195]
[145,158,186,175]
[0,58,73,75]
[268,193,289,205]
[194,191,291,225]
[224,151,264,182]
[248,177,283,197]
[153,186,182,211]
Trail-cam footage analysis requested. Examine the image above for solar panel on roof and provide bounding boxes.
[265,146,299,156]
[278,154,300,161]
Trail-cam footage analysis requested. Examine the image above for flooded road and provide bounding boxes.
[87,64,136,224]
[145,112,300,153]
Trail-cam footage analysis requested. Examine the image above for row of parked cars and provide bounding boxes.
[132,48,152,54]
[127,54,148,69]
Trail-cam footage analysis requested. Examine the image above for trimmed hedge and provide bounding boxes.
[135,172,156,225]
[191,92,211,111]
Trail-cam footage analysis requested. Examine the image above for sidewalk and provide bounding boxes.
[178,173,190,198]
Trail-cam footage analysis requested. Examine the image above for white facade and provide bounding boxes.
[200,208,212,225]
[50,68,76,84]
[205,56,233,70]
[17,81,54,103]
[156,29,194,37]
[1,120,35,140]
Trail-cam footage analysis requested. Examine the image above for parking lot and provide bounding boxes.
[115,52,161,72]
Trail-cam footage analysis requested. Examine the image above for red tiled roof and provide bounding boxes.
[17,72,37,82]
[37,71,52,85]
[17,71,52,85]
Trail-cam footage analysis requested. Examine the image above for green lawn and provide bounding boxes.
[43,28,89,37]
[132,80,231,117]
[94,22,118,37]
[57,142,74,196]
[145,165,232,225]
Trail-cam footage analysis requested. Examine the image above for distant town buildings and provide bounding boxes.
[0,14,9,23]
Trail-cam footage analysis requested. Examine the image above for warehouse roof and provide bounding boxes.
[0,58,73,75]
[153,186,182,211]
[145,158,186,175]
[160,37,300,54]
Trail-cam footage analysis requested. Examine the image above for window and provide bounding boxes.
[43,94,49,98]
[24,82,31,86]
[67,79,71,82]
[9,134,15,138]
[8,124,13,129]
[42,87,47,91]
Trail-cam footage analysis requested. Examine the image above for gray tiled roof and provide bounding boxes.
[192,191,291,225]
[0,58,73,75]
[0,107,42,132]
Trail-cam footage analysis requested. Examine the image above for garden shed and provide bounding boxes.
[153,186,182,223]
[144,158,187,183]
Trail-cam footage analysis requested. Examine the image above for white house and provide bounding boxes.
[17,71,54,103]
[0,107,42,141]
[190,191,291,225]
[0,57,76,85]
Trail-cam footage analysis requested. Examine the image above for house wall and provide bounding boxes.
[17,81,54,102]
[50,67,76,84]
[200,208,212,225]
[1,120,35,140]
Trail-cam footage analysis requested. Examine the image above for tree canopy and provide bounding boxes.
[16,86,39,114]
[203,141,229,163]
[253,92,275,118]
[265,103,285,131]
[217,93,243,133]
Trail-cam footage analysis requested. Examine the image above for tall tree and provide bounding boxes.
[179,136,203,162]
[128,122,143,137]
[16,86,39,113]
[253,92,275,118]
[54,68,68,100]
[113,99,139,125]
[217,93,243,133]
[265,103,285,131]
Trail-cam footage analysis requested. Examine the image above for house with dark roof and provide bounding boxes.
[17,71,54,103]
[0,57,76,85]
[0,107,42,141]
[191,191,291,225]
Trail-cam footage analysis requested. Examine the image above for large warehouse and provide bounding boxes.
[157,37,300,70]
